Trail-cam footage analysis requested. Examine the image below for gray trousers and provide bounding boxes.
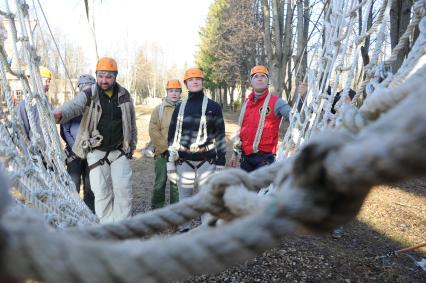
[176,160,216,199]
[176,160,216,226]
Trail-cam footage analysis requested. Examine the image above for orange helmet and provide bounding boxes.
[96,57,118,72]
[183,67,204,81]
[166,79,182,89]
[250,65,269,77]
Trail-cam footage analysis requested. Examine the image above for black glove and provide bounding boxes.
[126,151,134,160]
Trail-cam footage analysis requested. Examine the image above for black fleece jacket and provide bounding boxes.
[167,90,226,166]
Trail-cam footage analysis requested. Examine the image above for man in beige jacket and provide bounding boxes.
[149,80,181,209]
[53,57,137,223]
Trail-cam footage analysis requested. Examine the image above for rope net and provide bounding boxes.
[0,0,97,227]
[0,0,425,282]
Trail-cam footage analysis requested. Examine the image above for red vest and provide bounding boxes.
[240,90,281,155]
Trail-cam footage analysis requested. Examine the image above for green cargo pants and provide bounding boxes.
[151,154,179,209]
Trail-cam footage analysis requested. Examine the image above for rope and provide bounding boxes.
[384,0,426,68]
[1,72,426,282]
[0,0,97,226]
[278,0,426,159]
[1,1,426,282]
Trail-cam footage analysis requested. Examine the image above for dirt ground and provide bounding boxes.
[130,105,426,283]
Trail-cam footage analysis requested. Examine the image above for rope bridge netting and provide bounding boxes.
[0,0,425,282]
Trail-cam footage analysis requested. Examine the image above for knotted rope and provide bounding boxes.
[1,76,426,282]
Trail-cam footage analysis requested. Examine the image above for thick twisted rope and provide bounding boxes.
[70,163,282,240]
[1,76,426,282]
[384,0,426,68]
[1,1,426,282]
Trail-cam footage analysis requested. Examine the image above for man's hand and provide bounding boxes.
[229,152,238,168]
[53,109,62,124]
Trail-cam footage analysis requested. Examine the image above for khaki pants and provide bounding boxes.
[87,149,132,223]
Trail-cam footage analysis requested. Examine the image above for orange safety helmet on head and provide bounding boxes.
[166,79,182,89]
[250,65,269,77]
[96,57,118,72]
[183,67,204,81]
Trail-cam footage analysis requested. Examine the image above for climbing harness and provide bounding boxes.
[88,149,126,171]
[168,94,210,162]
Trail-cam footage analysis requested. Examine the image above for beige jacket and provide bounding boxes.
[149,99,176,156]
[58,83,137,159]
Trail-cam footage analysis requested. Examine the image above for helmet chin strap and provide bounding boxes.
[253,87,268,94]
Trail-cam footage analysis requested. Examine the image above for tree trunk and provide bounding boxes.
[239,67,248,107]
[240,84,246,105]
[360,0,374,67]
[322,0,330,48]
[293,0,309,105]
[223,85,228,107]
[230,86,236,111]
[390,0,413,73]
[281,1,294,97]
[261,0,294,95]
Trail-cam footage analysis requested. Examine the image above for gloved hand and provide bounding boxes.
[167,162,178,184]
[126,151,134,160]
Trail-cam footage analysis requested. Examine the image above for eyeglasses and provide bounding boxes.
[96,73,115,80]
[252,73,268,80]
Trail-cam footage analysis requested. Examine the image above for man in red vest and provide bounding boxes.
[230,65,291,172]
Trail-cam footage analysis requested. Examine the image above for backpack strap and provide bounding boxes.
[83,84,96,107]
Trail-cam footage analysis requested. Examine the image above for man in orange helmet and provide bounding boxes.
[230,65,291,172]
[53,57,137,223]
[149,79,182,209]
[167,67,226,232]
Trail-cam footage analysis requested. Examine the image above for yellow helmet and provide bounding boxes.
[39,66,52,79]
